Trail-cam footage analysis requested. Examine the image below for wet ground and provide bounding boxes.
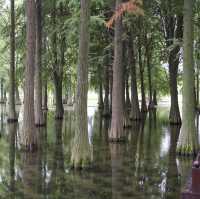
[0,106,194,198]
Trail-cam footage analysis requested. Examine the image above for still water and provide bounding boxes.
[0,106,194,198]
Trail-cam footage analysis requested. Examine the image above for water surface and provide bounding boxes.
[0,106,193,199]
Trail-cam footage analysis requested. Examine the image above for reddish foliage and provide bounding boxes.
[106,0,143,28]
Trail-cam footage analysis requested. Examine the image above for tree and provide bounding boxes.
[71,0,92,169]
[177,0,198,156]
[109,0,124,141]
[8,0,17,122]
[160,0,183,124]
[21,0,37,151]
[35,0,44,126]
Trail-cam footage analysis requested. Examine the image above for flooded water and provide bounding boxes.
[0,105,194,198]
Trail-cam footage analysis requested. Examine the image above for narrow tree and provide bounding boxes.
[177,0,198,155]
[35,0,44,126]
[109,0,124,141]
[129,34,141,120]
[71,0,92,168]
[8,0,17,122]
[21,0,37,150]
[51,1,64,119]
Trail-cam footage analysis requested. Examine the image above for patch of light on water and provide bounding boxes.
[160,127,170,157]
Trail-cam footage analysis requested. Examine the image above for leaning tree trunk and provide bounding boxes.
[109,0,124,141]
[177,0,198,156]
[71,0,92,169]
[8,0,17,122]
[21,0,37,151]
[129,36,141,121]
[35,0,44,126]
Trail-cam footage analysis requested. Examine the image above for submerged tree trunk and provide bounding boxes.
[35,0,44,126]
[177,0,198,155]
[129,36,141,121]
[22,0,37,151]
[98,79,104,110]
[138,40,147,113]
[103,62,110,117]
[51,1,64,120]
[109,0,124,141]
[8,0,17,122]
[169,47,181,124]
[71,0,92,169]
[146,44,154,109]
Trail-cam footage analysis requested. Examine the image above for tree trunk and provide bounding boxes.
[42,79,48,111]
[146,46,154,109]
[169,47,181,124]
[51,1,64,120]
[98,80,104,110]
[35,0,44,126]
[153,89,157,106]
[125,71,131,110]
[54,77,64,119]
[177,0,198,155]
[138,41,147,113]
[71,0,92,169]
[129,36,141,120]
[21,0,37,151]
[0,79,4,104]
[103,62,110,117]
[15,85,21,105]
[8,0,17,122]
[109,0,124,141]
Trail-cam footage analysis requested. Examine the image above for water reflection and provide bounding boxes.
[0,108,194,198]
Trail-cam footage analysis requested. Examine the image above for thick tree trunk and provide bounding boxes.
[8,0,17,122]
[35,0,44,126]
[21,0,37,151]
[71,0,92,169]
[129,37,141,121]
[109,0,124,141]
[177,0,198,155]
[169,47,181,124]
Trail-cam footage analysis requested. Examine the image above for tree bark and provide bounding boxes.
[138,39,147,113]
[129,35,141,120]
[177,0,198,155]
[103,62,110,117]
[8,0,17,122]
[71,0,92,169]
[35,0,44,126]
[51,1,64,119]
[21,0,37,151]
[109,0,124,141]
